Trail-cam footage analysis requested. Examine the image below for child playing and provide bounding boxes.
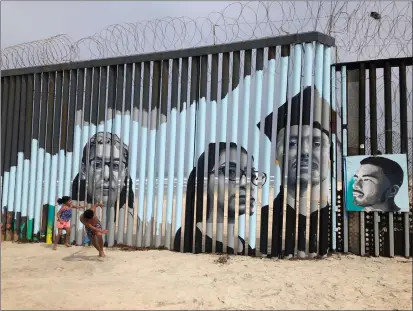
[53,196,88,250]
[80,202,107,257]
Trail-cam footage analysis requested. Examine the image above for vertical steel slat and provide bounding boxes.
[95,67,108,227]
[82,68,93,231]
[309,43,324,257]
[205,54,219,254]
[173,58,189,252]
[248,48,264,256]
[101,65,115,245]
[46,71,63,244]
[155,60,170,248]
[89,67,100,211]
[341,66,349,253]
[331,65,337,251]
[42,73,55,242]
[183,56,199,253]
[2,76,15,240]
[7,76,21,241]
[237,50,251,255]
[114,64,126,246]
[358,63,366,256]
[118,63,132,245]
[369,64,378,155]
[346,69,361,255]
[86,66,100,234]
[368,63,380,257]
[231,51,242,254]
[225,51,239,255]
[27,73,41,240]
[145,61,160,248]
[270,45,290,258]
[398,62,410,258]
[319,45,331,257]
[67,70,78,243]
[89,67,100,207]
[113,64,128,245]
[14,75,28,240]
[136,62,150,248]
[207,55,219,254]
[77,67,91,246]
[33,72,48,241]
[1,77,10,223]
[55,71,69,242]
[72,69,85,245]
[258,47,275,257]
[368,63,377,257]
[165,59,179,249]
[284,44,302,258]
[21,74,34,239]
[127,63,141,246]
[214,53,229,254]
[383,61,394,257]
[192,55,207,253]
[0,78,8,186]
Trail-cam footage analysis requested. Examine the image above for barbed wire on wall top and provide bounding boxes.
[1,0,412,70]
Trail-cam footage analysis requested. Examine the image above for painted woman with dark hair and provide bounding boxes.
[174,142,266,255]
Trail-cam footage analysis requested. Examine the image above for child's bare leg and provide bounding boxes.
[53,229,62,250]
[90,235,100,251]
[96,235,105,257]
[64,228,72,247]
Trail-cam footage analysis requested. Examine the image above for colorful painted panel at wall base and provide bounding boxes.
[344,154,410,213]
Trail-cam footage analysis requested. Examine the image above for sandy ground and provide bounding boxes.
[1,242,412,310]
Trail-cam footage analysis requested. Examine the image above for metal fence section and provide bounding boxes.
[0,32,336,258]
[334,57,412,258]
[2,32,412,259]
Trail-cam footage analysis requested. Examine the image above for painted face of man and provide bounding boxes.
[207,145,258,223]
[85,143,127,207]
[276,125,329,187]
[352,164,393,207]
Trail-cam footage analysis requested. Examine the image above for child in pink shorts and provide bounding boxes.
[53,196,87,250]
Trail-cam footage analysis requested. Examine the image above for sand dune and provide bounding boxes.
[1,242,411,310]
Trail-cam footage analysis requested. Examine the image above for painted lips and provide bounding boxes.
[353,190,363,197]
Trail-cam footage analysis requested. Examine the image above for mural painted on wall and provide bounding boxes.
[1,42,339,259]
[344,154,409,213]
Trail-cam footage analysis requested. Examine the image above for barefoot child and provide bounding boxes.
[53,196,88,250]
[80,203,107,257]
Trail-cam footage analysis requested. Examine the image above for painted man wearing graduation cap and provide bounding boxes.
[258,86,332,257]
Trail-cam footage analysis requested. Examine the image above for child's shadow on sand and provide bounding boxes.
[62,251,105,262]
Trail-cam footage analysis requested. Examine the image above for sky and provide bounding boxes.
[1,1,234,48]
